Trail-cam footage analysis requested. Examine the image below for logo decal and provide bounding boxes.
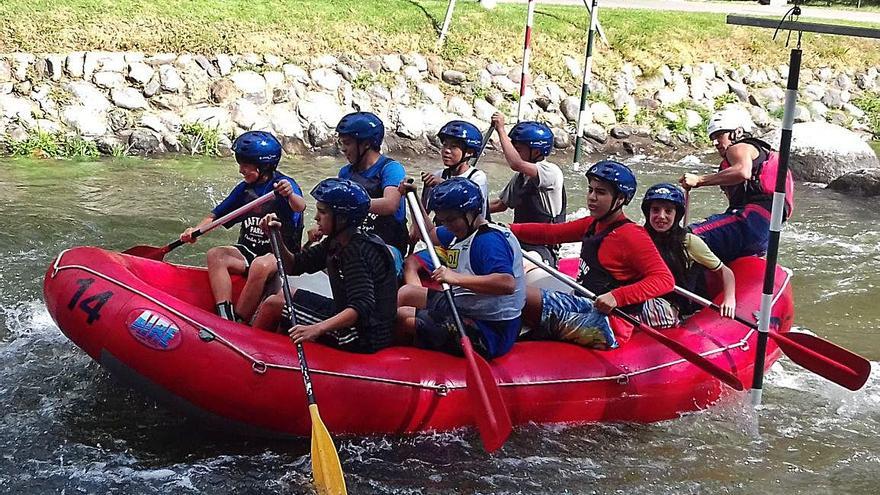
[126,310,182,351]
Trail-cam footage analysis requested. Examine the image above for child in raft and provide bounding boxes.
[179,131,305,322]
[397,178,525,359]
[640,183,736,327]
[252,179,398,354]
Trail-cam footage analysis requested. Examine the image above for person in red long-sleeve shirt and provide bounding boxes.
[511,160,674,348]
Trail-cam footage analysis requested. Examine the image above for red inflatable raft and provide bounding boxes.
[44,246,794,437]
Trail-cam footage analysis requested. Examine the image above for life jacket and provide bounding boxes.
[510,166,567,259]
[510,174,567,225]
[443,223,525,321]
[324,232,397,352]
[234,172,304,256]
[576,219,643,316]
[345,156,409,252]
[719,137,795,220]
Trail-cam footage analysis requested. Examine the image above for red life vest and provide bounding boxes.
[719,137,795,219]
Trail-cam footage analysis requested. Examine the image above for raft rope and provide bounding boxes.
[51,250,792,396]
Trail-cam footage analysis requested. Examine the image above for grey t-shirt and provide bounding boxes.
[498,159,565,220]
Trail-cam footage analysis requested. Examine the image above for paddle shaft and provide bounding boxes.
[171,191,278,251]
[269,228,348,495]
[405,191,469,339]
[522,251,744,391]
[268,228,317,406]
[673,284,867,385]
[474,125,495,168]
[405,189,511,451]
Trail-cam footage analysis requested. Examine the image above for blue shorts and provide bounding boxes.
[387,245,404,279]
[538,290,618,350]
[689,204,770,263]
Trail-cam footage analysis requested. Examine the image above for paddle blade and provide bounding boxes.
[461,337,512,453]
[772,332,871,391]
[309,404,347,495]
[122,244,170,260]
[637,323,744,391]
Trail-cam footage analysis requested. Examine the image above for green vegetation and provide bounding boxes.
[180,123,221,156]
[6,129,98,158]
[2,1,880,96]
[853,92,880,138]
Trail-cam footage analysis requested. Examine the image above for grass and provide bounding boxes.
[180,122,221,156]
[2,1,880,95]
[6,129,99,158]
[853,92,880,138]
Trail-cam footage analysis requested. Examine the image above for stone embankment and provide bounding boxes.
[1,51,879,192]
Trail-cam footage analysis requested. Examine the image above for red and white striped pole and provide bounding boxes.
[517,0,537,122]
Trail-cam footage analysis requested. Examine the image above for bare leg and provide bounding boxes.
[236,253,277,322]
[522,286,544,329]
[252,292,286,332]
[397,284,428,309]
[394,306,418,344]
[402,255,424,287]
[206,246,248,304]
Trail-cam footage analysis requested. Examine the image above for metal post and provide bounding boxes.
[436,0,457,48]
[517,0,537,121]
[726,10,880,407]
[750,47,800,407]
[573,0,599,167]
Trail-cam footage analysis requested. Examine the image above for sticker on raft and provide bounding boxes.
[126,309,182,351]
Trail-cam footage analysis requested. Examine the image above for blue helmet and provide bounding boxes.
[336,112,384,149]
[438,120,483,151]
[310,178,371,226]
[428,177,484,213]
[641,183,686,219]
[232,131,282,173]
[586,160,638,204]
[508,121,553,157]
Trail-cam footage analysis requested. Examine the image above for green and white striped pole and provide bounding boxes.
[573,0,599,167]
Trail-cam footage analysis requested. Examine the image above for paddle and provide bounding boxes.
[123,190,278,260]
[268,228,347,495]
[673,285,870,391]
[521,251,745,391]
[404,188,512,453]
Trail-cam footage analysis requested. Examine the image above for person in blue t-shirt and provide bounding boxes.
[179,131,305,322]
[396,178,525,359]
[309,112,407,266]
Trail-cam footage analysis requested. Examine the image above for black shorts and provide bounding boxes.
[289,289,365,353]
[414,290,489,357]
[233,244,259,269]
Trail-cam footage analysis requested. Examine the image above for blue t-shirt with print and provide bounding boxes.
[338,155,406,222]
[212,171,304,254]
[433,225,520,358]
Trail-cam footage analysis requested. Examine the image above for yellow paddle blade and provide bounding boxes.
[309,404,347,495]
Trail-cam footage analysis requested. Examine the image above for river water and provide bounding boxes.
[0,151,877,494]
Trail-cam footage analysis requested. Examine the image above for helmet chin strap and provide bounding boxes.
[595,193,625,224]
[353,140,373,169]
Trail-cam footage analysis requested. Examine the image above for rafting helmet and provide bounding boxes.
[508,121,554,157]
[641,183,686,222]
[428,177,484,213]
[336,112,385,150]
[707,108,754,139]
[232,131,282,175]
[586,160,637,205]
[310,178,371,228]
[438,120,483,152]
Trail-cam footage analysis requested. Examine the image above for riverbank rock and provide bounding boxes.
[766,122,880,183]
[827,168,880,196]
